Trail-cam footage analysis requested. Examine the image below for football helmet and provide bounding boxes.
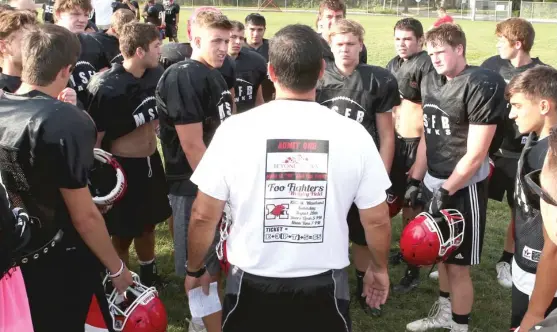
[386,192,403,218]
[90,149,127,206]
[400,209,465,266]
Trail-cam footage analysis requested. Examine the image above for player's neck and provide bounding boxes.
[274,86,315,102]
[335,62,357,76]
[123,59,146,78]
[0,61,21,77]
[509,52,532,68]
[16,82,61,99]
[538,116,557,140]
[445,60,467,80]
[228,52,238,60]
[248,40,262,49]
[191,52,213,69]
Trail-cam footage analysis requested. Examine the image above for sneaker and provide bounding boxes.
[393,266,420,294]
[186,318,207,332]
[389,251,404,266]
[496,261,512,289]
[406,297,452,331]
[449,321,469,332]
[429,270,439,280]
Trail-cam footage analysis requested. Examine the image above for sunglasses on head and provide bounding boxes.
[524,169,557,207]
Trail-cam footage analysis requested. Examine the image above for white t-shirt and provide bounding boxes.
[91,0,112,26]
[513,258,557,297]
[191,100,391,278]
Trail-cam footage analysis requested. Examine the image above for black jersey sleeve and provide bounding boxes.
[360,43,368,64]
[466,72,507,125]
[219,56,236,90]
[157,65,205,125]
[85,74,111,132]
[372,70,401,113]
[40,106,96,189]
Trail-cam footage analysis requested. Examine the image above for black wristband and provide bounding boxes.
[185,263,207,278]
[408,178,421,187]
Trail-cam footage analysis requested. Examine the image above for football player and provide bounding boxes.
[91,8,137,65]
[406,24,507,332]
[54,0,110,106]
[504,66,557,332]
[228,20,266,113]
[316,19,398,316]
[481,17,545,289]
[385,17,435,293]
[142,0,164,30]
[42,0,55,23]
[0,10,37,92]
[316,0,367,64]
[111,0,139,16]
[0,23,132,332]
[163,0,180,42]
[85,22,170,288]
[156,11,234,332]
[243,13,274,102]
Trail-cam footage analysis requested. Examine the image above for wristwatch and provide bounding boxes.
[185,262,207,278]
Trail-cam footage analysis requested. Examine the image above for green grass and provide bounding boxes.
[141,12,557,332]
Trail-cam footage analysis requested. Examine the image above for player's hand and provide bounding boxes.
[427,187,450,218]
[111,265,134,294]
[404,179,422,208]
[185,270,212,296]
[57,87,77,106]
[362,268,389,310]
[519,311,544,332]
[96,204,113,214]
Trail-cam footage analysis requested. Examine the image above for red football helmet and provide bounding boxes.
[85,273,168,332]
[400,209,465,267]
[386,192,403,218]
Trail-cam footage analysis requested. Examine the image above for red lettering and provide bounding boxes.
[277,141,301,150]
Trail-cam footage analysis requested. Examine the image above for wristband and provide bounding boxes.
[109,260,125,278]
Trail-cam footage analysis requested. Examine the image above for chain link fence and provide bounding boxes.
[520,1,557,22]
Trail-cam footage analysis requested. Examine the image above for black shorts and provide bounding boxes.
[347,203,366,246]
[422,179,488,266]
[222,267,351,332]
[105,151,171,238]
[165,24,177,38]
[511,284,557,330]
[389,134,420,198]
[488,155,518,207]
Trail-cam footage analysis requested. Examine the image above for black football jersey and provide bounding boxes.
[70,33,110,106]
[245,40,273,102]
[248,39,269,61]
[92,31,122,65]
[514,134,548,274]
[85,63,164,141]
[144,2,164,26]
[316,63,400,146]
[156,59,233,195]
[386,50,434,102]
[42,0,55,23]
[233,48,267,113]
[0,90,96,248]
[321,36,367,64]
[421,66,508,178]
[164,3,180,25]
[481,56,546,155]
[0,73,21,93]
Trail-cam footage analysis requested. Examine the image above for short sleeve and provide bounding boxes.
[372,71,401,113]
[360,44,368,64]
[40,108,96,189]
[354,126,392,209]
[467,75,507,124]
[85,78,110,132]
[156,65,205,125]
[190,121,231,201]
[415,58,435,94]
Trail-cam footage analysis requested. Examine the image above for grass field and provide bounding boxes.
[138,11,557,332]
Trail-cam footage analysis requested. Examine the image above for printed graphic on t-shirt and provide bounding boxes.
[263,139,329,244]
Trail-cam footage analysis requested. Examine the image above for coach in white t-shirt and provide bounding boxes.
[91,0,111,29]
[184,24,392,332]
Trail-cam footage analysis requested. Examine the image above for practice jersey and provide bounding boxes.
[164,2,180,25]
[321,36,367,64]
[156,59,233,195]
[92,31,122,65]
[481,56,546,155]
[421,66,508,179]
[233,48,267,113]
[514,134,548,278]
[71,33,110,106]
[247,39,269,61]
[245,39,274,102]
[42,0,55,23]
[144,2,164,26]
[316,63,400,146]
[386,50,434,103]
[0,90,96,249]
[0,73,21,93]
[85,63,164,141]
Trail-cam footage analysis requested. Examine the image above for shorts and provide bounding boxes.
[104,151,171,238]
[222,267,351,332]
[488,155,518,207]
[169,195,220,277]
[389,134,420,198]
[422,179,488,266]
[347,203,366,246]
[165,24,177,38]
[511,284,557,330]
[0,268,33,332]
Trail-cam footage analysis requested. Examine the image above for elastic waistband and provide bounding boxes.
[395,132,420,143]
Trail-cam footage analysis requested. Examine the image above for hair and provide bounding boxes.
[21,24,81,86]
[54,0,93,16]
[230,20,244,31]
[119,22,160,58]
[111,8,136,36]
[394,17,424,40]
[0,9,37,40]
[318,0,346,17]
[505,66,557,104]
[245,13,266,27]
[269,24,323,93]
[438,6,446,12]
[495,18,535,54]
[425,23,466,56]
[193,11,233,35]
[328,19,365,42]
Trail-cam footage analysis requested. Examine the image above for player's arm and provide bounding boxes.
[84,79,109,149]
[255,85,264,107]
[520,226,557,331]
[142,4,149,18]
[230,88,237,115]
[176,123,206,171]
[376,113,394,173]
[175,10,180,25]
[408,129,427,181]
